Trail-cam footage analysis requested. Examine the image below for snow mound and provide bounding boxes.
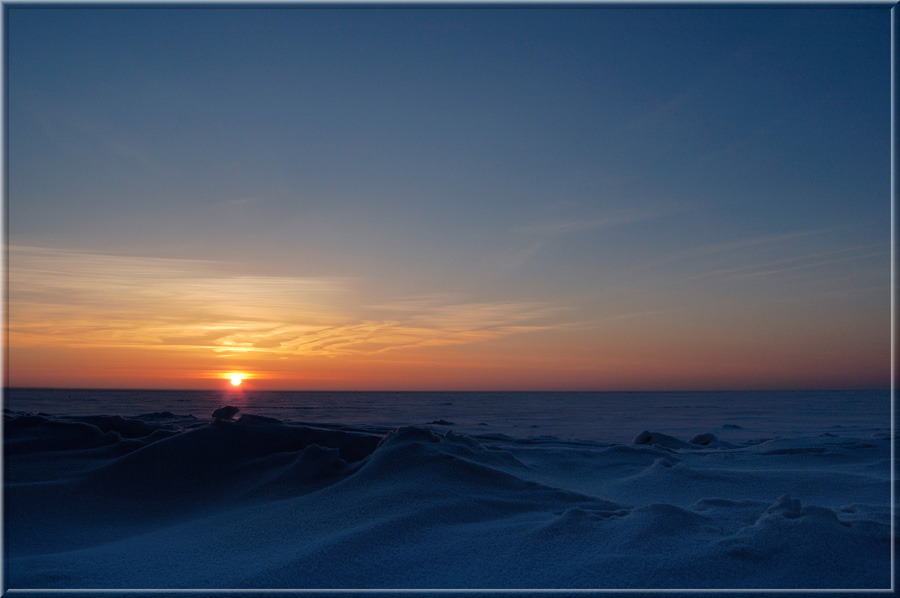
[690,433,717,446]
[633,430,694,449]
[4,413,890,590]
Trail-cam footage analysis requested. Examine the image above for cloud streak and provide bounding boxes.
[8,246,561,358]
[643,229,830,271]
[693,243,889,281]
[515,208,663,238]
[488,205,675,272]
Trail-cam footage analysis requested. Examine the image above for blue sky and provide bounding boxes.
[6,7,891,390]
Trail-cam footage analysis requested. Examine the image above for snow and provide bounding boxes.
[3,405,892,590]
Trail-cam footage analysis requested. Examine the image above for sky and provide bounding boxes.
[6,6,892,391]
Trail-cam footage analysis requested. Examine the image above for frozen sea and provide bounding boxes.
[3,388,890,443]
[3,388,893,592]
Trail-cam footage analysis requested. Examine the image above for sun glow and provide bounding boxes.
[224,372,246,387]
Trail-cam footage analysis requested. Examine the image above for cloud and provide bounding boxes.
[516,207,665,238]
[693,243,889,282]
[644,229,828,270]
[487,205,675,272]
[33,106,157,169]
[8,246,562,358]
[621,90,695,132]
[371,295,564,329]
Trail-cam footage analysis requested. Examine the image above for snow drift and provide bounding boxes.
[4,410,891,590]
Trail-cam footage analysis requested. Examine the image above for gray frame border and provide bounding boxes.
[1,0,895,594]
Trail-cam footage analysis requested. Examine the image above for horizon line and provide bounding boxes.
[2,386,891,393]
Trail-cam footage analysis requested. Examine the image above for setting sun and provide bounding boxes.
[224,373,246,386]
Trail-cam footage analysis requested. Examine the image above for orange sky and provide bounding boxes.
[6,250,889,391]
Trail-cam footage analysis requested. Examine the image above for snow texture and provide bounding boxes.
[4,408,891,590]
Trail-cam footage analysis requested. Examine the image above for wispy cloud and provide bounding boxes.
[488,205,673,272]
[621,90,695,132]
[29,102,157,170]
[693,243,889,281]
[8,246,562,358]
[603,309,667,323]
[644,229,829,270]
[515,208,661,237]
[372,294,564,329]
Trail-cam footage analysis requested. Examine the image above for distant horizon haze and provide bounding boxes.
[2,381,890,394]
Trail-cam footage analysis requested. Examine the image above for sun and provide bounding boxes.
[222,370,251,392]
[224,372,246,387]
